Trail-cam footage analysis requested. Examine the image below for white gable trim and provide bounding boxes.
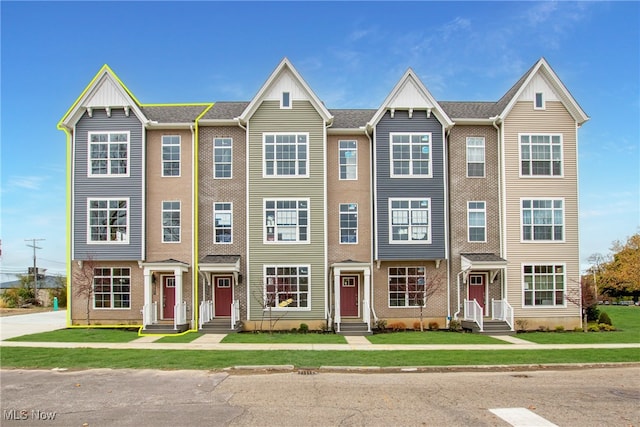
[238,58,333,124]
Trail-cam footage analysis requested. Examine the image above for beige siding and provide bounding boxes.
[503,101,580,325]
[247,100,327,321]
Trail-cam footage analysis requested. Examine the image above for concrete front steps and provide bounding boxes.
[337,322,371,336]
[142,321,189,335]
[200,317,242,334]
[461,319,515,335]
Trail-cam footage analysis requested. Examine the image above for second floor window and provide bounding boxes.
[520,134,562,176]
[88,198,128,243]
[214,138,232,178]
[264,133,308,177]
[89,131,129,176]
[468,201,486,242]
[265,199,308,243]
[214,203,232,243]
[466,137,485,177]
[339,140,357,180]
[390,133,431,177]
[162,201,180,243]
[162,135,180,177]
[339,203,358,244]
[522,199,564,241]
[389,198,430,243]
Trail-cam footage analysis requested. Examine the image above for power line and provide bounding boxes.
[25,238,45,302]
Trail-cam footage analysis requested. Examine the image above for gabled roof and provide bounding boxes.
[200,102,249,121]
[368,68,454,129]
[494,57,589,125]
[58,64,148,130]
[238,58,333,124]
[142,105,211,124]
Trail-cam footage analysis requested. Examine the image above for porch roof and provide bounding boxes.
[199,255,241,273]
[461,253,507,284]
[141,259,190,274]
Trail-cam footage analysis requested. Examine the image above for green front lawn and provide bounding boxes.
[1,347,636,370]
[221,332,347,344]
[154,332,204,343]
[367,331,508,345]
[6,328,139,343]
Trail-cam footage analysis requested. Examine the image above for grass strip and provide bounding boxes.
[1,347,637,370]
[6,328,139,343]
[221,333,347,344]
[154,333,204,343]
[367,331,508,345]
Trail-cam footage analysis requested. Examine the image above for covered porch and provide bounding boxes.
[331,260,372,335]
[141,259,190,334]
[198,255,241,333]
[458,253,513,334]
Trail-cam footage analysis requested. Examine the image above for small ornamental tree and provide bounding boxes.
[73,256,97,325]
[412,272,444,332]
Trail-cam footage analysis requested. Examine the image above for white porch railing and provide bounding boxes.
[363,298,371,332]
[464,299,484,332]
[231,299,240,328]
[199,300,213,329]
[492,299,514,331]
[142,302,158,326]
[174,301,187,330]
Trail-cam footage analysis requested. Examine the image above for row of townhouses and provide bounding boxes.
[58,57,589,334]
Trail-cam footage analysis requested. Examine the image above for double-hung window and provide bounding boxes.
[339,140,357,180]
[93,267,131,309]
[468,201,486,242]
[162,201,180,243]
[265,265,309,309]
[264,133,308,177]
[389,198,430,243]
[214,138,232,178]
[88,131,129,176]
[520,134,562,176]
[388,267,426,307]
[339,203,358,244]
[162,135,180,177]
[522,199,563,241]
[390,133,431,177]
[88,198,128,243]
[523,264,565,306]
[214,203,232,243]
[265,199,308,243]
[466,137,485,177]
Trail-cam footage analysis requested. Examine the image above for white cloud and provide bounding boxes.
[6,175,48,191]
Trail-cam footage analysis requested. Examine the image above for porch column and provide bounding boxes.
[333,268,341,331]
[174,267,184,325]
[363,268,371,331]
[143,270,153,326]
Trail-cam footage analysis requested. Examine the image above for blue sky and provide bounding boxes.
[1,1,638,280]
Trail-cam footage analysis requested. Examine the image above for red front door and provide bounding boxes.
[340,276,358,317]
[215,277,232,316]
[468,274,486,315]
[163,276,175,319]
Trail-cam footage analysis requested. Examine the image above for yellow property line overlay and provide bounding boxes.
[57,64,214,336]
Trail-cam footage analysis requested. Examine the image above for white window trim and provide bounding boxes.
[87,131,130,178]
[338,140,358,181]
[93,267,131,310]
[534,92,545,110]
[518,133,564,178]
[161,135,181,178]
[161,200,181,244]
[521,262,567,308]
[387,266,428,308]
[339,203,358,245]
[262,132,310,178]
[467,201,487,243]
[263,198,310,244]
[263,264,311,311]
[87,197,130,244]
[466,136,485,178]
[520,197,565,243]
[213,137,233,180]
[280,91,292,109]
[214,202,233,244]
[388,198,432,244]
[389,132,433,178]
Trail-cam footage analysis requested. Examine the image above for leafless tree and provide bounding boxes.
[412,272,445,331]
[73,256,97,325]
[252,285,290,334]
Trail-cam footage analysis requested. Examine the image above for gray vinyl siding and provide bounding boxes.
[375,110,446,260]
[247,100,326,320]
[73,108,144,260]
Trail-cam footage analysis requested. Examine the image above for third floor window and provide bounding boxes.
[390,133,431,177]
[264,133,308,177]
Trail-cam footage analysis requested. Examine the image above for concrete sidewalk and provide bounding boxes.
[0,310,67,340]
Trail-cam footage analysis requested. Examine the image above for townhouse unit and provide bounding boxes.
[58,57,588,334]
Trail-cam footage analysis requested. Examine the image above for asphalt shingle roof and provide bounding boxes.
[141,105,210,123]
[201,102,249,120]
[329,109,376,129]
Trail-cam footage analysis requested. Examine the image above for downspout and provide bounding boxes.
[190,123,196,329]
[324,119,332,327]
[492,117,506,302]
[365,126,379,323]
[236,118,249,321]
[453,270,464,320]
[444,127,452,327]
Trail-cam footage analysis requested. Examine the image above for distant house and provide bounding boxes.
[59,57,588,334]
[0,275,65,307]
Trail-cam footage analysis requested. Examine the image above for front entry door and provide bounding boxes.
[163,276,176,319]
[215,277,232,316]
[468,274,486,315]
[340,276,358,317]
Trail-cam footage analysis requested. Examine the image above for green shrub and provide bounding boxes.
[554,325,565,332]
[298,323,309,334]
[588,325,600,332]
[448,319,461,332]
[585,305,600,322]
[374,319,387,331]
[598,311,613,326]
[598,323,616,331]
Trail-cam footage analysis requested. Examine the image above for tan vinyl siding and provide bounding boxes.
[247,100,326,320]
[503,101,580,322]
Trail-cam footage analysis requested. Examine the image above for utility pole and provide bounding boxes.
[25,238,45,304]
